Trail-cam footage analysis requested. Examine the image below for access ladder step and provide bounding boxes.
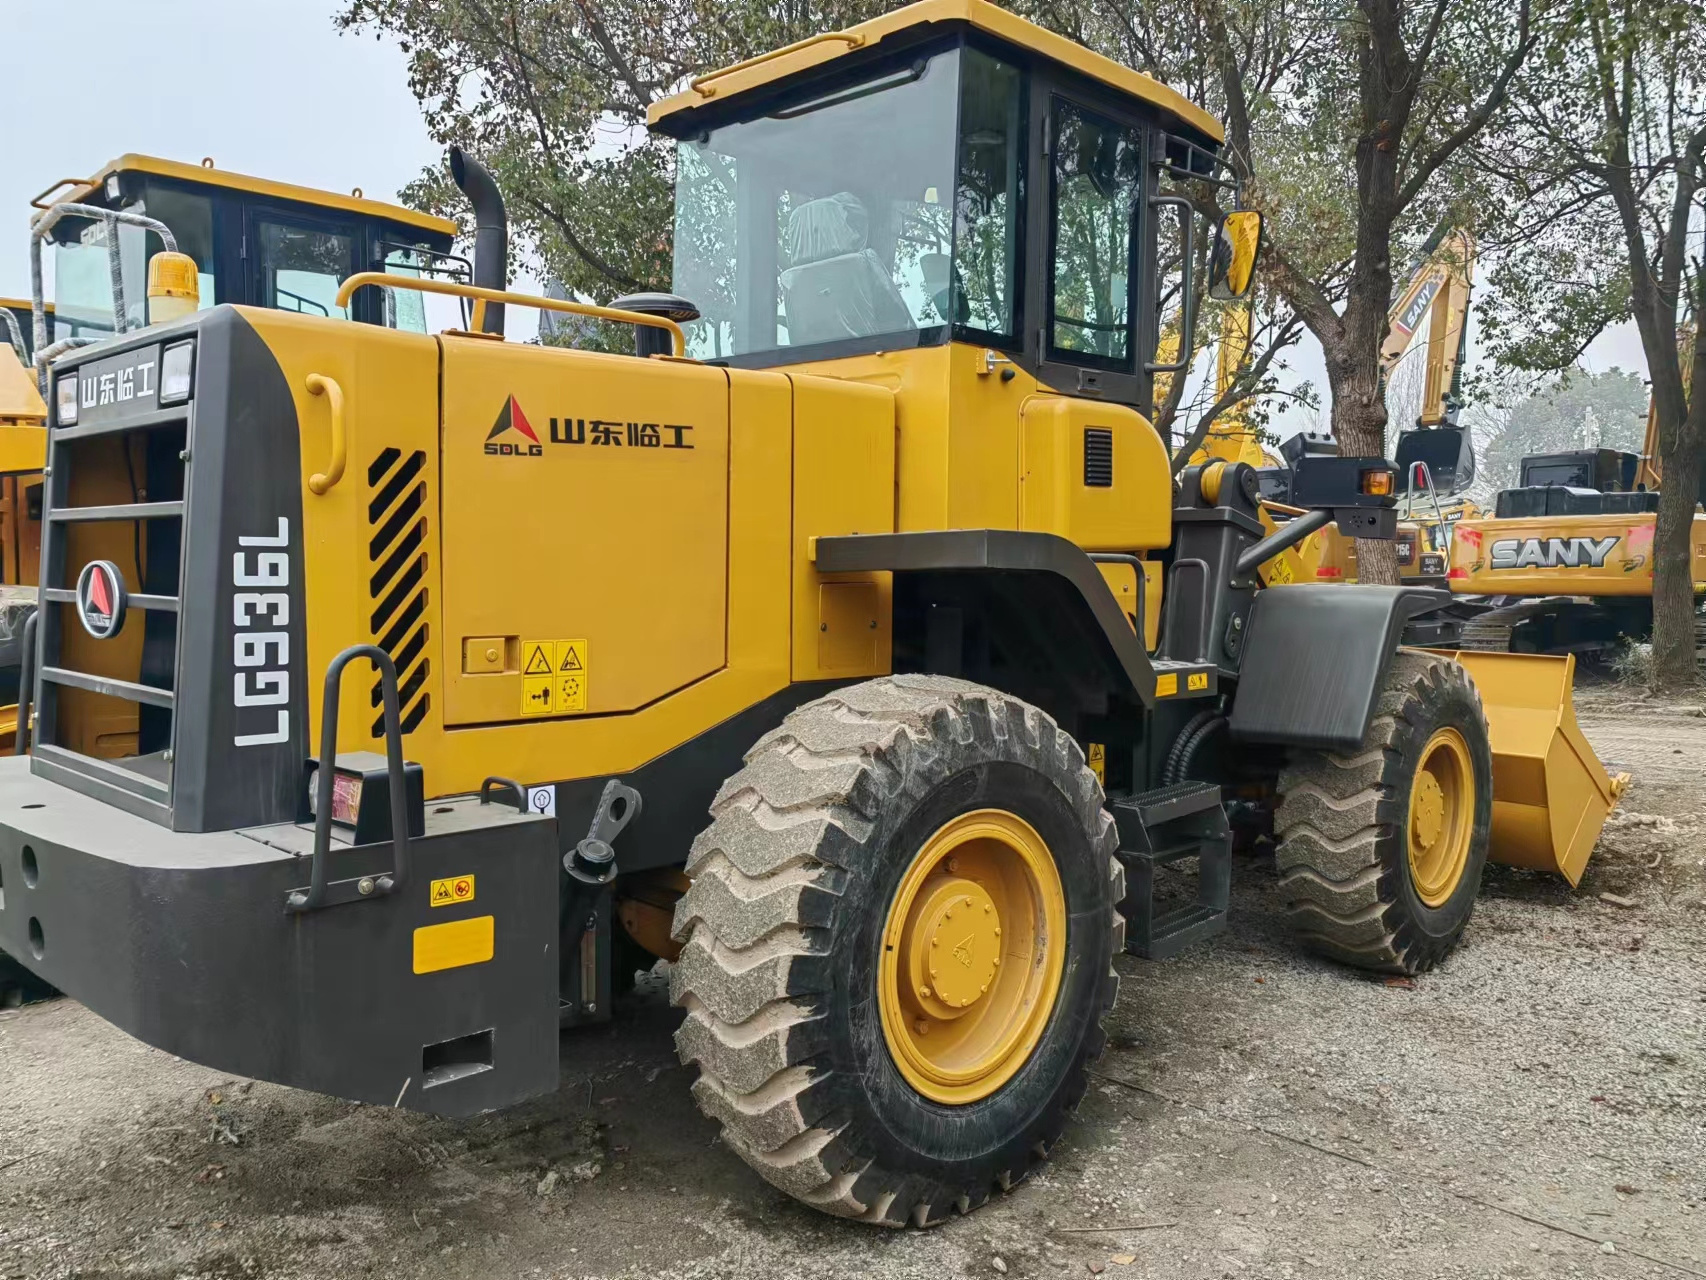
[1110,781,1232,960]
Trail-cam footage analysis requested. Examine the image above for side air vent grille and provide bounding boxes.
[1084,428,1114,487]
[368,447,429,736]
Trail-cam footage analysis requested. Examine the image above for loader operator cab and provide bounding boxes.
[30,155,460,357]
[657,21,1256,418]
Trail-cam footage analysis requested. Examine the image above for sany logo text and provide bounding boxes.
[1489,536,1620,570]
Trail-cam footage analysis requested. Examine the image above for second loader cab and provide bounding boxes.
[28,155,460,372]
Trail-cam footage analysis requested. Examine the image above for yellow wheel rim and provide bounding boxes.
[878,809,1067,1105]
[1407,727,1474,908]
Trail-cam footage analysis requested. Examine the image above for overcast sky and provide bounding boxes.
[2,1,436,286]
[4,0,1647,400]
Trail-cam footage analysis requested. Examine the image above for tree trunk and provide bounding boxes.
[1649,413,1702,693]
[1326,342,1401,586]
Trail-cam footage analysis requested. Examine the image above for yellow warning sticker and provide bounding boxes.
[1155,672,1179,698]
[1087,742,1106,786]
[521,640,554,676]
[520,674,555,716]
[1187,672,1208,691]
[430,875,475,908]
[556,639,588,712]
[519,639,588,715]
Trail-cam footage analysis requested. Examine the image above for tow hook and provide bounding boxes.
[566,780,642,885]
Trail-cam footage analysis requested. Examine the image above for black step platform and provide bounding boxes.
[1111,781,1232,960]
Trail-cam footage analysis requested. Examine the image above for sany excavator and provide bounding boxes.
[1449,323,1706,654]
[1190,224,1478,587]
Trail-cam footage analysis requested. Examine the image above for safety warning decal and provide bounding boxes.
[430,874,475,908]
[1087,742,1106,786]
[1187,672,1208,691]
[519,639,589,716]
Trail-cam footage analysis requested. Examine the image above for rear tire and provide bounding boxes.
[1274,651,1493,975]
[671,675,1122,1226]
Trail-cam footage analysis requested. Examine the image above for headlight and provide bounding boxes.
[159,340,195,404]
[55,375,78,425]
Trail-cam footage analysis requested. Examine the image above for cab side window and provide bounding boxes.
[1048,100,1141,367]
[257,221,355,320]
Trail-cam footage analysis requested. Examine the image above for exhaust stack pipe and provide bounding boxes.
[449,146,507,336]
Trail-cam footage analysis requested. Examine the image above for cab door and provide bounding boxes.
[243,207,362,322]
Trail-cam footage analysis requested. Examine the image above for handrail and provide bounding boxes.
[287,644,411,913]
[1405,460,1452,570]
[305,373,346,496]
[690,31,866,97]
[15,611,37,756]
[30,202,178,392]
[29,177,88,211]
[332,273,688,358]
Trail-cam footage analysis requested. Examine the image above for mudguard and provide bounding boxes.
[1228,585,1448,751]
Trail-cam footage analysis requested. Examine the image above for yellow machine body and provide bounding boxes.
[241,313,1179,790]
[1434,650,1628,884]
[1449,510,1706,597]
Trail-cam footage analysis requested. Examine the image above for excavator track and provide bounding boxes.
[1455,598,1562,653]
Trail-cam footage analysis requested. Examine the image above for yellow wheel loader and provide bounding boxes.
[0,0,1623,1225]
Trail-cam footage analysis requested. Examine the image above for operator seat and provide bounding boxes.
[779,192,916,345]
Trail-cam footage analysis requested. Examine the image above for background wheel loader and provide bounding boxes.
[0,0,1624,1227]
[0,158,460,1008]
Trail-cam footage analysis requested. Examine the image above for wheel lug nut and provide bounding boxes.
[918,985,931,999]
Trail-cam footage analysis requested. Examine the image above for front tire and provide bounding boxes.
[671,675,1122,1226]
[1274,651,1493,975]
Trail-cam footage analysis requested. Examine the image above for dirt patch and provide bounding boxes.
[2,697,1703,1279]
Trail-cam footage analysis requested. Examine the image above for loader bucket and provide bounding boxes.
[1434,650,1628,885]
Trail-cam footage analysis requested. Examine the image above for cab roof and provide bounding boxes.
[33,154,457,242]
[649,0,1222,145]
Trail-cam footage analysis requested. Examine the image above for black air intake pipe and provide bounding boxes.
[449,146,507,336]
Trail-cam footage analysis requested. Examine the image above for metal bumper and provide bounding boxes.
[0,758,561,1116]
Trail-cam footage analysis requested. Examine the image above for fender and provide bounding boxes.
[1228,585,1449,751]
[815,530,1216,714]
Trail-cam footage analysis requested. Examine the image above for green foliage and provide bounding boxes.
[1473,0,1704,375]
[337,0,902,304]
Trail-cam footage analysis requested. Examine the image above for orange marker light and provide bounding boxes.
[1360,468,1394,497]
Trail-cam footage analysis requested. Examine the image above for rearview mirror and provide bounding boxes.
[1208,210,1263,300]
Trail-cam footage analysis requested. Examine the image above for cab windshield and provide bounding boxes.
[672,44,1023,362]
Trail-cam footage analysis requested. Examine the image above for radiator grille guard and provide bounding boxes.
[34,310,308,832]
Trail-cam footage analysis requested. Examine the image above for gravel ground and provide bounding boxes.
[1,684,1702,1280]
